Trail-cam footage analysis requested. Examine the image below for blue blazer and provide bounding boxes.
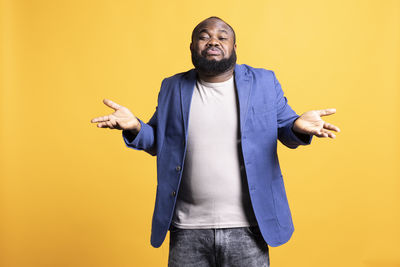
[122,64,313,248]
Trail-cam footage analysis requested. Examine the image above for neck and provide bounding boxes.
[196,66,235,83]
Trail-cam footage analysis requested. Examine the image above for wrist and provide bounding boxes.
[291,118,301,133]
[126,119,141,134]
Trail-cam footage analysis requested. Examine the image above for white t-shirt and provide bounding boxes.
[171,75,258,229]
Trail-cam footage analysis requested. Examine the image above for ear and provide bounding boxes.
[234,43,237,51]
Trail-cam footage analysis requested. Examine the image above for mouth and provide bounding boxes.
[204,48,222,56]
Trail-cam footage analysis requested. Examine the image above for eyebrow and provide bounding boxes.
[198,29,229,35]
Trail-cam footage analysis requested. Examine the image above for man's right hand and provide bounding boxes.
[90,99,141,133]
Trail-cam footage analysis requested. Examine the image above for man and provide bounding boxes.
[91,16,340,267]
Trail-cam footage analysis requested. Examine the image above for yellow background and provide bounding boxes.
[1,0,399,266]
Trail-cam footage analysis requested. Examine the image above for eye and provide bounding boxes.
[219,37,228,40]
[199,36,209,40]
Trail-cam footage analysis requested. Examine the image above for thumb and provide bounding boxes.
[317,108,336,117]
[103,99,122,111]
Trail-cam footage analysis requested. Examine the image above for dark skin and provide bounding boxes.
[190,18,237,83]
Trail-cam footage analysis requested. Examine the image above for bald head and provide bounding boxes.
[191,16,236,44]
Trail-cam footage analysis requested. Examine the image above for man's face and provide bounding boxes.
[190,19,237,75]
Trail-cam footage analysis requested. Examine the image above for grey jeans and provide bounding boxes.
[168,225,270,267]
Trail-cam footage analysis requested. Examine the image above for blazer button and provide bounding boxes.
[171,191,176,197]
[175,166,181,171]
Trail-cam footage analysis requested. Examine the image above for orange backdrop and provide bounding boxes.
[1,0,399,266]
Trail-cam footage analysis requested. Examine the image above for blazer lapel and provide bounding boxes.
[180,68,197,139]
[234,64,253,134]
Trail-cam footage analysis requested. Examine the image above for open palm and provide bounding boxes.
[293,109,340,138]
[90,99,140,131]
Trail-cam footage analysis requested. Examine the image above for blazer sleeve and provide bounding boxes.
[273,71,313,149]
[122,107,158,156]
[121,77,170,156]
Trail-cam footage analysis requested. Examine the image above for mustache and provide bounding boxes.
[201,47,224,57]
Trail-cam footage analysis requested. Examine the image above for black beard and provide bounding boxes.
[191,47,237,75]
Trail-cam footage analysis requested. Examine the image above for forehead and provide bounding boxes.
[195,19,233,35]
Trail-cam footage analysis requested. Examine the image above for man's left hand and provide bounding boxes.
[292,108,340,138]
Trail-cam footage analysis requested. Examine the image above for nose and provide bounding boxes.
[206,37,220,47]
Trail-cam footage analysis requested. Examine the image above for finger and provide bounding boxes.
[109,117,118,127]
[315,131,328,138]
[314,131,328,138]
[103,99,121,111]
[97,122,109,128]
[317,108,336,117]
[306,126,328,138]
[91,115,110,123]
[305,127,324,137]
[321,128,336,138]
[106,120,115,129]
[323,122,341,132]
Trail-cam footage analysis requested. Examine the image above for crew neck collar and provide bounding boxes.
[198,75,234,88]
